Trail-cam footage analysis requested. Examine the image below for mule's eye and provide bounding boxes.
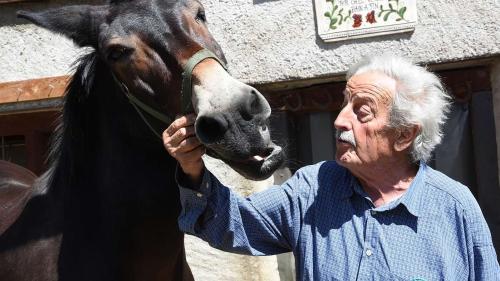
[196,10,206,22]
[107,46,133,62]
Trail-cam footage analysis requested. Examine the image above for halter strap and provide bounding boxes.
[181,49,227,113]
[113,48,227,139]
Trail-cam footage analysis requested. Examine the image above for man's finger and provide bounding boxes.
[171,126,196,146]
[175,135,202,153]
[165,114,196,136]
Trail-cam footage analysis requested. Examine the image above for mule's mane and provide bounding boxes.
[46,51,106,188]
[45,50,173,192]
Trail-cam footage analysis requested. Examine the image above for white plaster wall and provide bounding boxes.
[0,0,100,82]
[203,0,500,84]
[1,0,499,83]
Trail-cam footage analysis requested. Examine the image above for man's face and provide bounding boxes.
[334,71,397,171]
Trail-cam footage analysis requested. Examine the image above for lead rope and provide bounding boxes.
[112,48,227,139]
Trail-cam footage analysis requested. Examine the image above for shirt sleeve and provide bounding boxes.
[462,196,500,280]
[472,244,500,280]
[177,165,313,256]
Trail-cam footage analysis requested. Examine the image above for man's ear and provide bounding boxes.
[394,125,420,152]
[17,5,107,48]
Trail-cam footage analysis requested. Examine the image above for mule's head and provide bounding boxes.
[18,0,284,180]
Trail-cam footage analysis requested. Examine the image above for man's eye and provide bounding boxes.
[196,10,206,22]
[354,105,373,120]
[358,105,371,115]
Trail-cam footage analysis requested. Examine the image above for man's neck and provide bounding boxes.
[351,159,419,208]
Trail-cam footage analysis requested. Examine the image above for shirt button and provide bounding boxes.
[196,192,203,198]
[206,182,210,189]
[366,249,373,256]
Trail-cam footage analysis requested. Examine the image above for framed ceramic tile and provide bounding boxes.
[315,0,417,42]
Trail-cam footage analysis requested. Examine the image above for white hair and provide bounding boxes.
[347,54,451,163]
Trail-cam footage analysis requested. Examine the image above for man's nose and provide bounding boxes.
[334,106,352,131]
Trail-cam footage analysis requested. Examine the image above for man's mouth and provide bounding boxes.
[337,139,351,145]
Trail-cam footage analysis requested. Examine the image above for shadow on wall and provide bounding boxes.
[0,0,103,27]
[313,28,414,52]
[252,0,281,4]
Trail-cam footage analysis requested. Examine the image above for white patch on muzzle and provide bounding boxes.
[191,60,270,118]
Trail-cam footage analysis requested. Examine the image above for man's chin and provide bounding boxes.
[335,151,356,166]
[335,157,348,167]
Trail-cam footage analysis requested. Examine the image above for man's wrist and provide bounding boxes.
[178,163,205,189]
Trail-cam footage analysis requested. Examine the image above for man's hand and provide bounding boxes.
[163,114,205,186]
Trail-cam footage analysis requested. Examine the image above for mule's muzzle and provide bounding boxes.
[231,144,284,180]
[192,65,282,179]
[206,143,284,181]
[195,86,270,145]
[241,89,271,121]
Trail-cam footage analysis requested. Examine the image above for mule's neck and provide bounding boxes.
[45,55,189,280]
[50,54,180,218]
[80,64,177,197]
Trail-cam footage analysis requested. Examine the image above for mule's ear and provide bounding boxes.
[17,5,107,48]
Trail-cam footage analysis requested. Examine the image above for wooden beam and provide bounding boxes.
[0,0,42,4]
[0,76,69,105]
[261,66,492,113]
[0,111,59,136]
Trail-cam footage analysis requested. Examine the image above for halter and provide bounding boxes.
[112,48,227,139]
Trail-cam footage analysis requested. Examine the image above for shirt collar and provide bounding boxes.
[342,162,427,217]
[398,161,427,217]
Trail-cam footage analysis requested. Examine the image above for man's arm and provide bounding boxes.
[176,166,306,255]
[163,115,305,255]
[462,195,500,279]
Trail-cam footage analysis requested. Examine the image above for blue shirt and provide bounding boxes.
[178,161,500,280]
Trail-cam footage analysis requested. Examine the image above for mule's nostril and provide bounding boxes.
[241,90,265,121]
[250,91,260,110]
[195,114,228,145]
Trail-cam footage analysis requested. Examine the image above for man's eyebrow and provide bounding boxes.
[351,93,376,104]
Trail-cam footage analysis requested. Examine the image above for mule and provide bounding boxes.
[0,0,284,280]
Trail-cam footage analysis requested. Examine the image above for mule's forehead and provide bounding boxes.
[107,0,197,20]
[106,12,169,38]
[100,0,224,62]
[102,0,200,42]
[106,4,172,32]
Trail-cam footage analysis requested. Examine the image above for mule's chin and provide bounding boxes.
[207,145,285,181]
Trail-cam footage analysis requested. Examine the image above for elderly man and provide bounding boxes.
[163,54,500,280]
